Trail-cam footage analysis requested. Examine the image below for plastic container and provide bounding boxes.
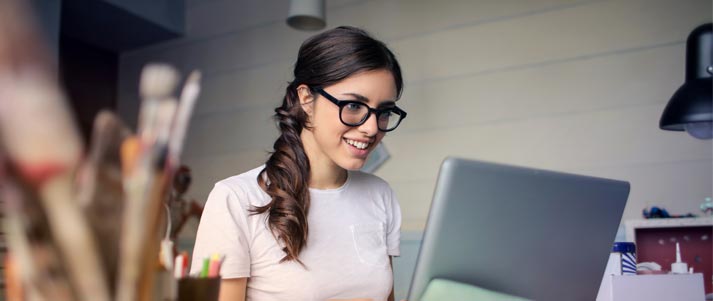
[611,242,637,275]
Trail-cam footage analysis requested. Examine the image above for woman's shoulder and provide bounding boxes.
[216,165,264,188]
[212,165,270,206]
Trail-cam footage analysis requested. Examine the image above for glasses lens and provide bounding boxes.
[378,109,403,131]
[340,102,369,125]
[338,100,405,131]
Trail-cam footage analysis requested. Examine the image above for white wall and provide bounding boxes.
[118,0,712,248]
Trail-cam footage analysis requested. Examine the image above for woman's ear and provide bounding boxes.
[296,84,315,116]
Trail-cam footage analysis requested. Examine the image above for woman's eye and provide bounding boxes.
[345,103,362,111]
[378,110,394,119]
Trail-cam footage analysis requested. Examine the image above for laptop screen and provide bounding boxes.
[407,157,630,300]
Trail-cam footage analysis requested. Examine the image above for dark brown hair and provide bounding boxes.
[253,26,403,264]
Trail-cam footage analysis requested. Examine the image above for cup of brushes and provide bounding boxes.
[0,3,209,297]
[1,61,208,300]
[0,1,222,298]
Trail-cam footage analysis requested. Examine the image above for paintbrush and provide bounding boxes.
[0,0,51,73]
[138,70,204,301]
[0,70,112,301]
[116,64,179,301]
[136,99,179,301]
[168,70,202,169]
[75,110,132,294]
[0,152,76,300]
[137,64,180,141]
[0,1,110,298]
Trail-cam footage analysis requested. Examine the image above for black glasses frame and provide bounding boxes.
[313,88,407,132]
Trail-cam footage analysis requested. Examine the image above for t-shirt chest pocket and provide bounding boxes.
[350,223,389,268]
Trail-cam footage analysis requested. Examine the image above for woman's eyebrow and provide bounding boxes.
[377,101,396,108]
[341,92,370,102]
[341,93,397,105]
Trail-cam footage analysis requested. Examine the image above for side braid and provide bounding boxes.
[253,83,311,264]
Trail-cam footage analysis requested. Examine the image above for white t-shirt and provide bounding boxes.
[190,166,401,301]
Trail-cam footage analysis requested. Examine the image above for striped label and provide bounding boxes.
[621,252,637,275]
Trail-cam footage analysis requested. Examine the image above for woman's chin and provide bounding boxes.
[338,158,367,171]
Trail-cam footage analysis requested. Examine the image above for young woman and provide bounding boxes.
[191,26,407,301]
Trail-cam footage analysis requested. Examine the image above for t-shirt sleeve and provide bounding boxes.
[385,187,402,257]
[190,182,251,278]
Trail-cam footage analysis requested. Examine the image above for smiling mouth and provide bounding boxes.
[344,138,370,150]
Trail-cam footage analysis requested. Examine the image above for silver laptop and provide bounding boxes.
[407,157,630,301]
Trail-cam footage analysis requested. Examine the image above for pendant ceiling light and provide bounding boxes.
[659,23,713,139]
[287,0,325,31]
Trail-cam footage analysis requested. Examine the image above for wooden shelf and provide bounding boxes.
[624,217,713,295]
[626,217,713,242]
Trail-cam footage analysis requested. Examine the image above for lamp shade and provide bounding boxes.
[659,23,713,139]
[287,0,325,31]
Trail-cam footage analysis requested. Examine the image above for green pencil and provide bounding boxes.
[200,257,210,278]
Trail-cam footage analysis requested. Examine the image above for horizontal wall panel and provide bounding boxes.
[119,0,709,106]
[328,0,581,42]
[375,104,712,183]
[131,0,581,63]
[391,158,713,230]
[183,149,270,201]
[186,0,287,38]
[119,22,311,80]
[182,106,279,158]
[127,0,713,81]
[573,159,713,221]
[392,0,710,83]
[396,42,685,133]
[186,0,366,38]
[194,62,292,116]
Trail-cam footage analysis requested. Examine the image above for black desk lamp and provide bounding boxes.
[659,23,712,139]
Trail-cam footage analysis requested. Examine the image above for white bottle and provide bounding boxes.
[670,242,689,274]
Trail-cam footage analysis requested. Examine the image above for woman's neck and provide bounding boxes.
[301,130,348,190]
[309,162,347,190]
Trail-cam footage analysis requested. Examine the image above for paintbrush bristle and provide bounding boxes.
[155,99,178,145]
[167,70,203,167]
[139,64,179,99]
[186,70,202,84]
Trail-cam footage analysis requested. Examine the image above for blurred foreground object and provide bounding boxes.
[0,0,109,299]
[0,1,203,300]
[167,166,204,241]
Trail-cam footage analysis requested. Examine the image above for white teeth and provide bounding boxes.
[346,139,369,150]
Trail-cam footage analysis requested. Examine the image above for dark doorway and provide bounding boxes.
[59,34,118,142]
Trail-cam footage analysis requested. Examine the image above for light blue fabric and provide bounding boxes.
[420,278,533,301]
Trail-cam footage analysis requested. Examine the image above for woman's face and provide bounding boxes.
[300,69,398,171]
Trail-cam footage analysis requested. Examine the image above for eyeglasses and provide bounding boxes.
[313,88,407,132]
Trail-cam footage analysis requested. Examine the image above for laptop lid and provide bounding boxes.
[407,157,630,300]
